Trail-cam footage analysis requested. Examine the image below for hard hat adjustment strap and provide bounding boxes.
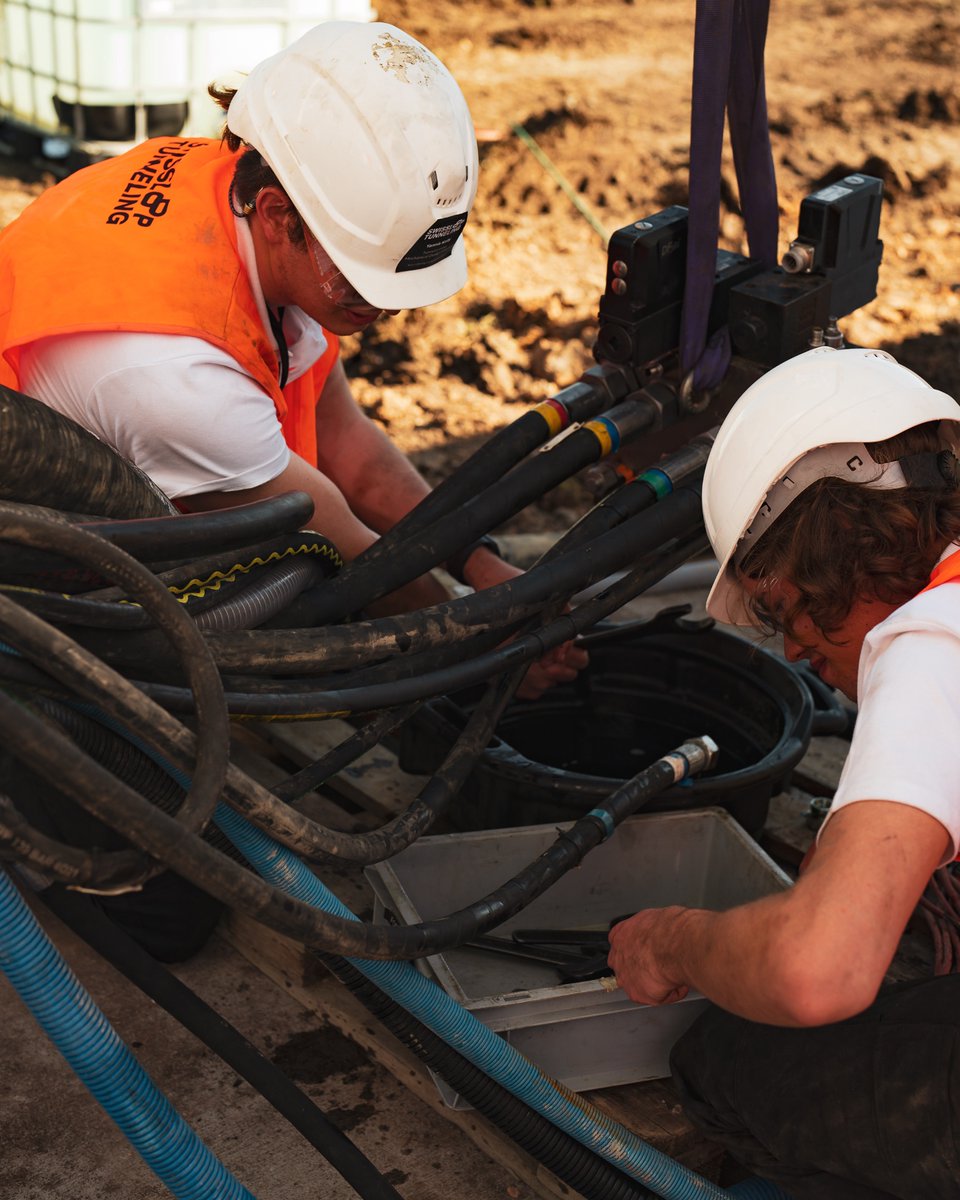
[733,442,907,568]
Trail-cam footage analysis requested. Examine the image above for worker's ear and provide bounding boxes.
[254,186,300,245]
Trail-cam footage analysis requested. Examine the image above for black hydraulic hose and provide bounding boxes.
[0,526,706,875]
[323,955,655,1200]
[540,432,717,565]
[0,494,326,599]
[305,396,665,624]
[97,477,704,684]
[203,591,544,677]
[0,594,514,869]
[77,491,316,562]
[39,887,406,1200]
[0,680,715,959]
[0,382,176,518]
[353,363,641,569]
[0,508,229,891]
[270,704,421,804]
[137,494,707,716]
[218,623,513,695]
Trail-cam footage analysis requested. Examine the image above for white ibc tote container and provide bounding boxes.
[0,0,376,151]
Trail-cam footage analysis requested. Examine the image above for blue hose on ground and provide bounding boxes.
[47,701,789,1200]
[0,868,256,1200]
[212,802,790,1200]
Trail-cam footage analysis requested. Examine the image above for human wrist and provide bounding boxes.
[657,906,702,983]
[445,534,501,585]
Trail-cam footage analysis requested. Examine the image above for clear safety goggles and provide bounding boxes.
[307,231,374,311]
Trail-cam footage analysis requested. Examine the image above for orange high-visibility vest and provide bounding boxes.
[921,546,960,593]
[0,137,338,466]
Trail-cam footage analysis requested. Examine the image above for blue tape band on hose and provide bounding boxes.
[663,750,692,782]
[638,468,673,498]
[594,416,621,453]
[586,808,616,839]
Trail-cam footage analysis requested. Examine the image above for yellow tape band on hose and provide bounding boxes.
[533,399,568,437]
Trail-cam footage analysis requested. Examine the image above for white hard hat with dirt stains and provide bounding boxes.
[227,21,479,311]
[704,346,960,626]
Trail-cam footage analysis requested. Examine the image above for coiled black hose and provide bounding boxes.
[82,480,703,685]
[0,584,517,869]
[0,383,175,518]
[0,529,706,878]
[137,510,708,717]
[0,674,713,960]
[0,507,229,891]
[77,491,316,562]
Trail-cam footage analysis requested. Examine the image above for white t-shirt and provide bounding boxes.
[17,216,329,500]
[823,545,960,863]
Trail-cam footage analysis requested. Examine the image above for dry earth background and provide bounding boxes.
[1,0,958,536]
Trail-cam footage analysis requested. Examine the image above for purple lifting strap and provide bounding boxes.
[680,0,779,394]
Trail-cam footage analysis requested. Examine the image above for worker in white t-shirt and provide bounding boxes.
[0,20,586,698]
[608,346,960,1199]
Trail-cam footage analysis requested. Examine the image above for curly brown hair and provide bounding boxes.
[206,82,305,245]
[740,422,960,638]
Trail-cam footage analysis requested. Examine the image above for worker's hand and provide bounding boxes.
[514,638,589,700]
[462,548,589,700]
[607,908,690,1006]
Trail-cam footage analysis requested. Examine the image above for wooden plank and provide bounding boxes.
[221,911,579,1200]
[221,909,723,1198]
[760,787,817,868]
[791,735,851,796]
[246,718,428,821]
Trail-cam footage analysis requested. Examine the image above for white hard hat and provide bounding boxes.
[227,21,479,310]
[704,346,960,626]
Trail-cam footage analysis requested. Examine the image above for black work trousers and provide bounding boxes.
[670,976,960,1199]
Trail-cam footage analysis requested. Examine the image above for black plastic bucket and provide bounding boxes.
[398,607,842,835]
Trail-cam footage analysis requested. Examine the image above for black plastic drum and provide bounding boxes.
[398,607,842,835]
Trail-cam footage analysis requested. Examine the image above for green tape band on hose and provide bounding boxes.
[638,468,673,498]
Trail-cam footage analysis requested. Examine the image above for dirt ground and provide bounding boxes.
[1,0,959,536]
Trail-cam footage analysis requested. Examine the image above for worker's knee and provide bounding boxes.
[669,1005,748,1136]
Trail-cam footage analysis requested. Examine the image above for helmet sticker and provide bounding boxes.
[396,212,468,273]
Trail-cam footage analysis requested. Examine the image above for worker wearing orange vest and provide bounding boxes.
[0,19,585,698]
[607,347,960,1198]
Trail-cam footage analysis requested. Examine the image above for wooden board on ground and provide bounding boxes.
[224,719,726,1196]
[221,709,930,1198]
[220,908,725,1199]
[243,718,427,821]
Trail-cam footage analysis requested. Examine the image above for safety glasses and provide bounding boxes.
[307,231,374,311]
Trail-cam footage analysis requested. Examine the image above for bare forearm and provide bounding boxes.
[609,802,950,1027]
[609,898,818,1026]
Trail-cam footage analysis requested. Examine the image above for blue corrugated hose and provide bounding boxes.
[49,697,791,1200]
[212,802,790,1200]
[0,868,255,1200]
